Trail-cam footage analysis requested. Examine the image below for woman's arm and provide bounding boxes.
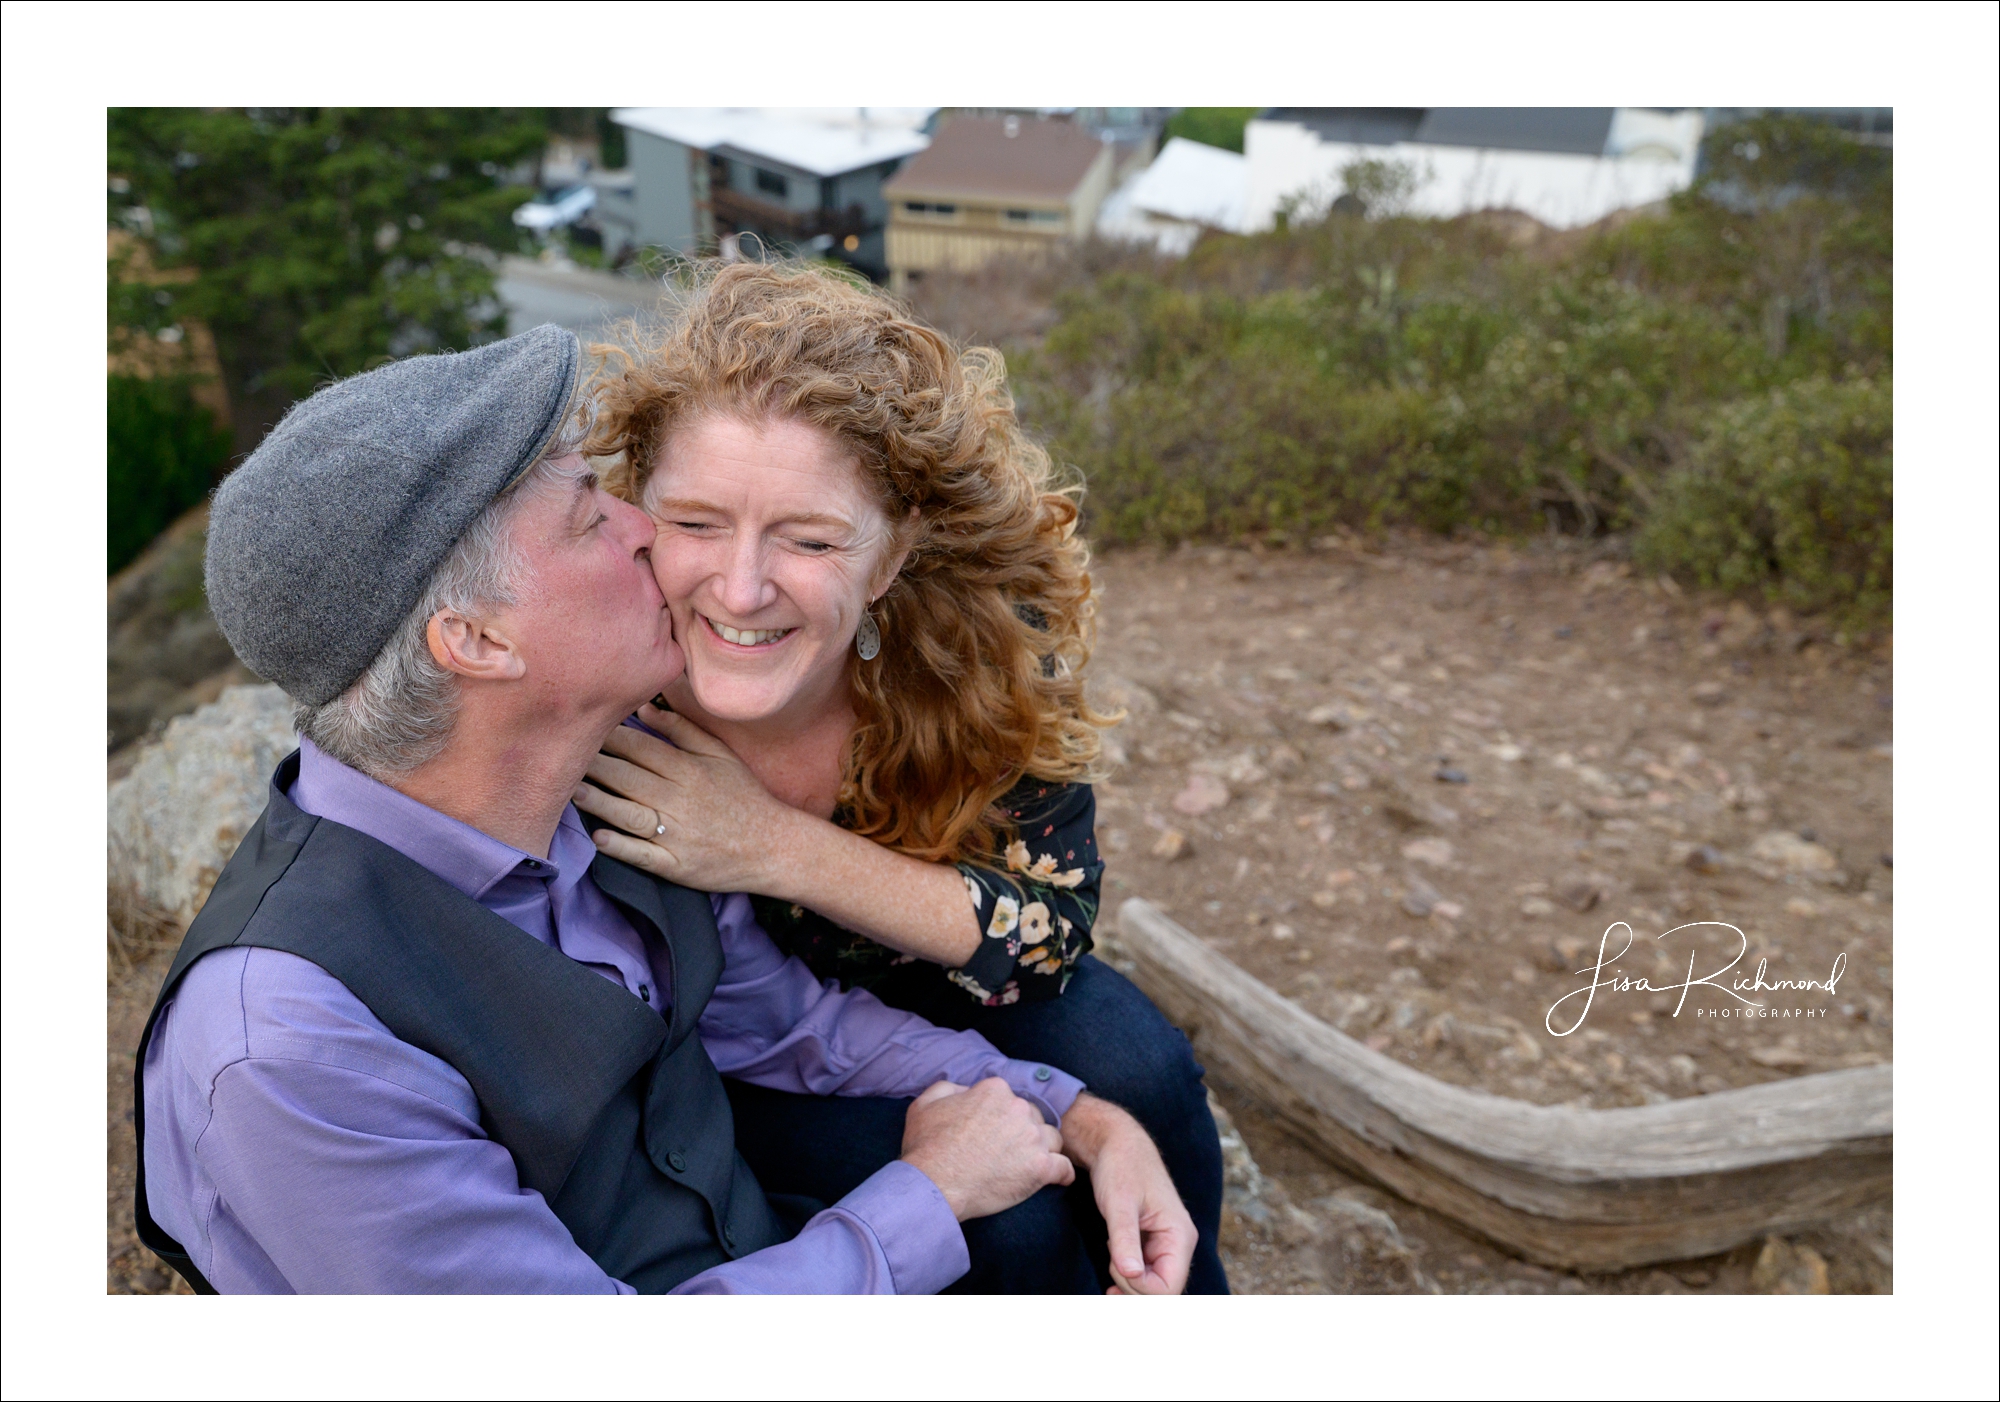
[574,715,983,968]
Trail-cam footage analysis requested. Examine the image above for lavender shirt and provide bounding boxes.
[141,737,1083,1294]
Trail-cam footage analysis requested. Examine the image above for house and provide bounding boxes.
[882,114,1118,292]
[1096,136,1251,256]
[609,108,934,277]
[1244,108,1707,231]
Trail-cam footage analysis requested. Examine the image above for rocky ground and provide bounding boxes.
[105,530,1891,1294]
[1083,534,1892,1293]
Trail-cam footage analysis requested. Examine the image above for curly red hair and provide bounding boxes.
[587,261,1107,865]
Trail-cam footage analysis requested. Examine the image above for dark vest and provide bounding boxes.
[133,752,786,1294]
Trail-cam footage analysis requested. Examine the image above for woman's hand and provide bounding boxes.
[574,708,805,894]
[578,707,983,969]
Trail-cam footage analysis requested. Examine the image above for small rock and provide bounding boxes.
[1171,772,1231,816]
[1750,1237,1831,1295]
[1434,766,1469,784]
[1271,924,1295,940]
[1304,703,1356,731]
[1555,875,1606,913]
[1691,681,1728,706]
[1683,844,1724,874]
[1748,830,1839,880]
[1150,828,1192,862]
[1553,625,1574,639]
[1400,877,1442,918]
[1400,837,1455,868]
[1796,826,1818,843]
[1431,900,1465,923]
[1266,743,1305,779]
[1520,896,1557,918]
[1486,742,1525,763]
[1749,1046,1812,1068]
[1784,897,1819,917]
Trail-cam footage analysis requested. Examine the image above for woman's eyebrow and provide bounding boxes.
[648,496,854,531]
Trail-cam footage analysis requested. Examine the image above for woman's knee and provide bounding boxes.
[1054,960,1208,1112]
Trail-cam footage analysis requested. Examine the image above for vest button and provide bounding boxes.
[1033,1065,1052,1082]
[667,1151,688,1173]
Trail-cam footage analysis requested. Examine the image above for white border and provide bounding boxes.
[4,3,1995,1398]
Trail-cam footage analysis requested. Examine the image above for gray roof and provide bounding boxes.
[1262,107,1618,157]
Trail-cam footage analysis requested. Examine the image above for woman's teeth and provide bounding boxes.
[707,617,793,647]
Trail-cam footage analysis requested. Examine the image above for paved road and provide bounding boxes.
[496,255,666,342]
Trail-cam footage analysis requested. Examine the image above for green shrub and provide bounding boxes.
[1006,120,1890,620]
[1637,377,1891,624]
[1162,108,1260,154]
[108,374,232,574]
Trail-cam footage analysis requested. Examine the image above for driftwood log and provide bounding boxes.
[1109,899,1892,1270]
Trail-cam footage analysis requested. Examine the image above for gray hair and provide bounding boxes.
[293,405,595,777]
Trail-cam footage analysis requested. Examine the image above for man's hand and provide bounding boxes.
[900,1079,1074,1222]
[1060,1093,1197,1295]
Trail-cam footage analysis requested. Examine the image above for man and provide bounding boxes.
[135,324,1196,1294]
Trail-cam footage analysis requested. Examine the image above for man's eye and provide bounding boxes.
[792,538,834,554]
[671,521,717,533]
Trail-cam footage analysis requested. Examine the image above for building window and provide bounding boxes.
[1004,208,1064,227]
[755,167,788,198]
[902,201,959,219]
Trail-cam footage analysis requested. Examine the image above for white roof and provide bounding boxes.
[1125,137,1250,232]
[611,108,933,178]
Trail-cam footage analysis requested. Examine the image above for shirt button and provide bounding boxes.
[667,1151,687,1173]
[639,985,651,1003]
[1033,1065,1052,1082]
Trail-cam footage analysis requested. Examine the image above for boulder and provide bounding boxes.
[108,684,296,931]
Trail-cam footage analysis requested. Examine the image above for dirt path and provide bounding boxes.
[1086,534,1892,1292]
[106,531,1892,1293]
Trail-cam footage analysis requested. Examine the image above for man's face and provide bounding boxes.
[494,455,683,721]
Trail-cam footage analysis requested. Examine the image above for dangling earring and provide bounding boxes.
[855,611,882,661]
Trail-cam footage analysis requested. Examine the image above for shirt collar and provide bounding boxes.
[289,735,569,903]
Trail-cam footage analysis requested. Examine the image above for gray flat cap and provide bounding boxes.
[205,324,581,706]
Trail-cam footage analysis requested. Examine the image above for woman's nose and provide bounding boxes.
[717,537,777,617]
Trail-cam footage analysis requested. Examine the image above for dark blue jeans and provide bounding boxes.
[727,955,1230,1294]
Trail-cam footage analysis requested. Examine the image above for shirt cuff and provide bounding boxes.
[996,1059,1085,1126]
[836,1159,969,1295]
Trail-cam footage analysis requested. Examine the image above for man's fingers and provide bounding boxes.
[1105,1204,1146,1285]
[1045,1151,1076,1188]
[1136,1213,1198,1294]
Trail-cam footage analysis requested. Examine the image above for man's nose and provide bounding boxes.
[606,493,655,554]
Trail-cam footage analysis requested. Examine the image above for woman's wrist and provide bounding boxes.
[753,802,838,905]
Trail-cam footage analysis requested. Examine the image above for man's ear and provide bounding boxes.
[426,610,528,682]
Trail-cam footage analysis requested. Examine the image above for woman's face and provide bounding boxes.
[643,413,901,726]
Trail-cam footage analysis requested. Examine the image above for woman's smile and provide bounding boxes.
[699,612,798,650]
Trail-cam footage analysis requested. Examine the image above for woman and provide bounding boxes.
[575,261,1227,1294]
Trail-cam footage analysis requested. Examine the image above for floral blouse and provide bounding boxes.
[750,779,1103,1006]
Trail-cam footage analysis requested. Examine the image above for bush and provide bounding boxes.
[1162,108,1260,154]
[108,375,231,574]
[1006,119,1890,622]
[1637,377,1891,624]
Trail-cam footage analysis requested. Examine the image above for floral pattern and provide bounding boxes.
[750,778,1103,1005]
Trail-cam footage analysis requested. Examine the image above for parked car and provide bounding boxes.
[512,184,597,233]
